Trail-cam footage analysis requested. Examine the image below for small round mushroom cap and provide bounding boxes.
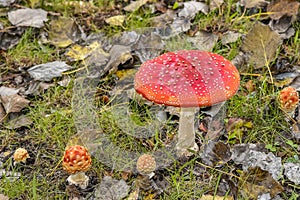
[62,145,92,174]
[279,86,299,112]
[134,50,240,107]
[136,154,156,175]
[13,148,30,163]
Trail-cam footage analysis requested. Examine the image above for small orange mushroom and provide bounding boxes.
[278,86,299,113]
[13,148,30,164]
[62,145,92,189]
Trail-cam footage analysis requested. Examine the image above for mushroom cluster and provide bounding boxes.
[134,50,240,156]
[278,86,299,114]
[62,145,92,189]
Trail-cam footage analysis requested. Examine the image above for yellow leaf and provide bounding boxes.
[105,15,126,27]
[200,194,234,200]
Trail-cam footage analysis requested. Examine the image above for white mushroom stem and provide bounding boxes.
[67,172,89,189]
[176,107,199,156]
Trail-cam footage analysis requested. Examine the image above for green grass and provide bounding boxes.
[1,0,300,199]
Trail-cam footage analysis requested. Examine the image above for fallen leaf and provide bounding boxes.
[0,94,30,113]
[241,22,282,69]
[105,15,126,27]
[66,41,102,61]
[8,8,48,28]
[123,0,149,12]
[200,141,231,166]
[269,15,294,34]
[46,16,85,48]
[187,31,218,51]
[94,176,130,200]
[178,1,208,18]
[131,30,165,63]
[200,194,234,200]
[267,0,299,20]
[106,44,132,73]
[239,0,268,8]
[0,103,5,123]
[27,61,73,82]
[0,86,19,96]
[0,26,25,50]
[231,144,282,179]
[150,9,176,28]
[5,114,33,129]
[239,167,283,199]
[283,162,300,185]
[221,31,242,45]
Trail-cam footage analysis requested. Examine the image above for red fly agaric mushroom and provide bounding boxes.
[62,145,92,189]
[134,50,240,156]
[278,86,299,114]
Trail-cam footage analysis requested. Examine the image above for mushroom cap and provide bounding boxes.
[13,148,30,163]
[136,154,156,175]
[62,145,92,174]
[134,50,240,107]
[279,86,299,112]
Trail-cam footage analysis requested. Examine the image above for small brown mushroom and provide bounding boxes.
[136,154,156,177]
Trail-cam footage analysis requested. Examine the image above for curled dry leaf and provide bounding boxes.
[241,22,282,69]
[267,0,299,21]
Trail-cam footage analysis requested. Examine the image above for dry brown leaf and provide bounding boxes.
[267,0,300,20]
[241,22,282,69]
[0,94,30,113]
[200,141,231,166]
[46,17,84,48]
[239,167,283,199]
